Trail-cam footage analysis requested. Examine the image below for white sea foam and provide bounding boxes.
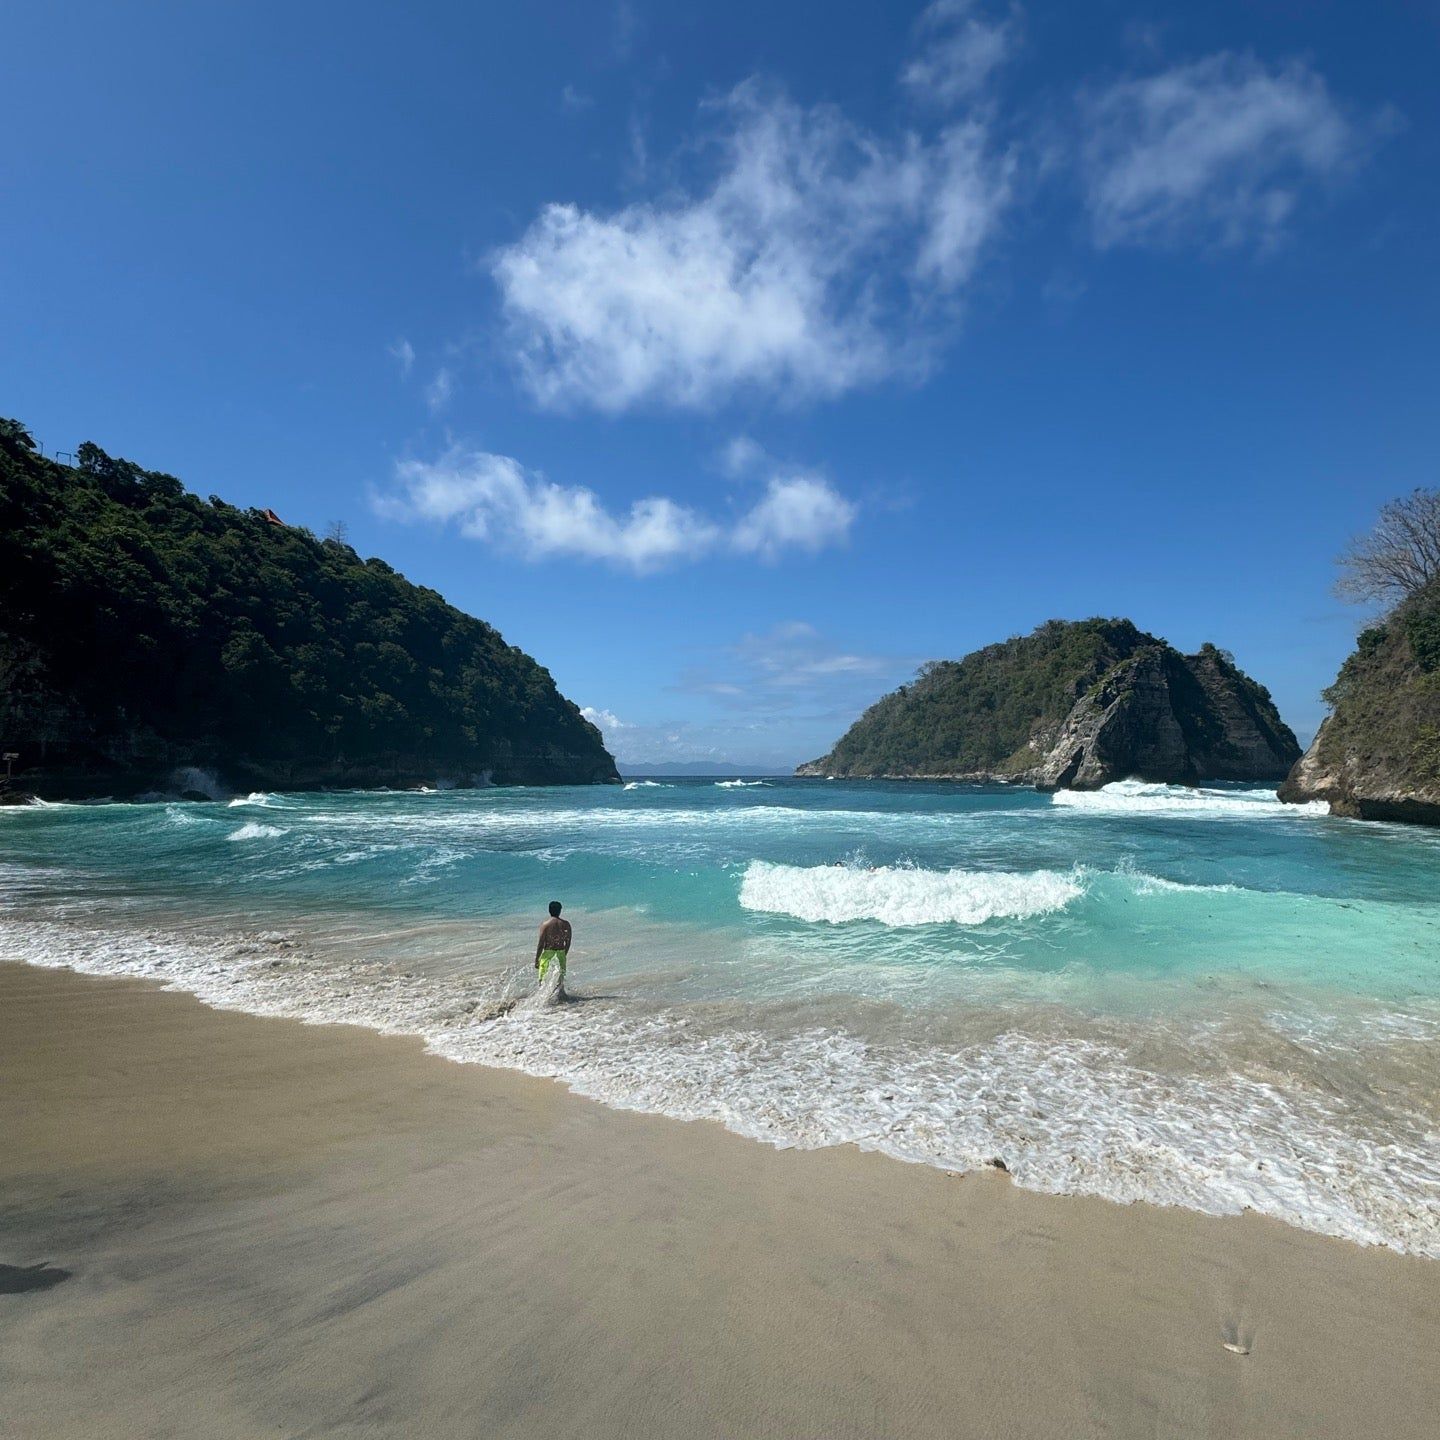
[716,779,770,788]
[739,861,1084,927]
[171,765,228,801]
[1050,778,1330,818]
[228,791,287,808]
[4,911,1436,1258]
[163,805,210,827]
[1115,868,1240,896]
[623,781,673,790]
[227,822,286,842]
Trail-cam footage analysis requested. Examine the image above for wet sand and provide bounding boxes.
[2,960,1436,1439]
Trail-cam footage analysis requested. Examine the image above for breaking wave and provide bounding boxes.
[716,779,770,788]
[227,822,286,842]
[623,781,673,790]
[1050,779,1329,818]
[738,861,1084,927]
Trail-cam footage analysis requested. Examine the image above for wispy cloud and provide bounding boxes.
[723,621,904,699]
[571,706,740,767]
[612,0,639,62]
[388,338,416,377]
[902,1,1018,108]
[1081,53,1385,251]
[424,366,455,413]
[586,621,916,766]
[717,435,766,477]
[372,445,856,574]
[561,84,594,114]
[491,79,1014,413]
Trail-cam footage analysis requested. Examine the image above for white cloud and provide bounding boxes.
[902,1,1017,108]
[491,80,1013,412]
[425,366,455,413]
[731,475,856,560]
[1082,53,1377,250]
[561,84,593,113]
[388,338,416,377]
[374,446,856,573]
[580,706,628,733]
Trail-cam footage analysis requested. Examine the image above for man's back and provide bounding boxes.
[536,903,572,986]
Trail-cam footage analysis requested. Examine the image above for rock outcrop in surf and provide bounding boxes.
[0,418,618,798]
[798,618,1299,790]
[1279,580,1440,825]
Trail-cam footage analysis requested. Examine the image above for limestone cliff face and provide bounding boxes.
[1279,584,1440,825]
[797,619,1299,790]
[1029,647,1300,790]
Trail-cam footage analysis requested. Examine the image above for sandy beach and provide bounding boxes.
[2,959,1436,1440]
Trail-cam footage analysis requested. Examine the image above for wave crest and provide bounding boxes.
[738,860,1082,927]
[1050,779,1329,818]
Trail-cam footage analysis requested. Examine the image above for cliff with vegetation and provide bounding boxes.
[0,419,617,799]
[798,618,1299,789]
[1279,581,1440,823]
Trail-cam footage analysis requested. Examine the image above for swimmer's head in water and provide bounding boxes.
[548,900,563,917]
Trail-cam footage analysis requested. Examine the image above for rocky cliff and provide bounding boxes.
[1279,582,1440,824]
[0,419,618,799]
[798,618,1299,789]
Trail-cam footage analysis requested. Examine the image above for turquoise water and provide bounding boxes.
[4,777,1438,1253]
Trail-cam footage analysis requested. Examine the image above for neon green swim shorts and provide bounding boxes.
[537,948,567,982]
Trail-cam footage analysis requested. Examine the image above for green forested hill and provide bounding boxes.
[800,617,1298,788]
[810,619,1149,777]
[1280,580,1440,822]
[0,419,616,796]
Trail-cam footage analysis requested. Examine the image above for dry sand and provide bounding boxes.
[2,960,1436,1440]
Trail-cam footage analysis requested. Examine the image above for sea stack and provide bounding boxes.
[798,618,1299,790]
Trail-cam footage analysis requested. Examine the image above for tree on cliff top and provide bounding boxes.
[1336,487,1440,608]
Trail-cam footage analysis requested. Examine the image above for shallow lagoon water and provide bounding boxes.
[3,777,1438,1254]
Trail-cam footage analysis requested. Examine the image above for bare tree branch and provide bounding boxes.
[1335,488,1440,607]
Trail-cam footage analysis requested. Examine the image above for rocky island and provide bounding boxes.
[0,419,618,799]
[798,618,1299,789]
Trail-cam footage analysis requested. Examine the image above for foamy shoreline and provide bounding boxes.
[5,904,1438,1260]
[3,959,1438,1440]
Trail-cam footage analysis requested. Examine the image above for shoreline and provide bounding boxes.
[3,958,1439,1439]
[5,892,1436,1260]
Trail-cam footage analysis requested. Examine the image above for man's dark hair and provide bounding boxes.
[548,901,563,917]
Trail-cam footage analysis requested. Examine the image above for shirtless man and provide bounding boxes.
[534,901,572,985]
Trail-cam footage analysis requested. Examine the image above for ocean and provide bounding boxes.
[3,776,1438,1255]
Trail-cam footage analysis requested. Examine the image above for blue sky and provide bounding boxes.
[4,2,1437,767]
